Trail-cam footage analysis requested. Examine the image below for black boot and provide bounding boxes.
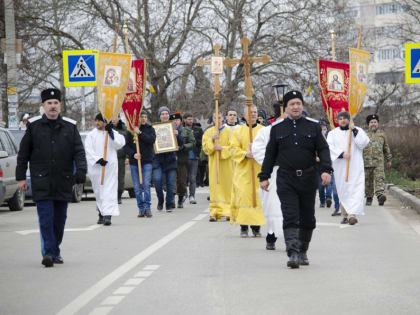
[177,195,185,208]
[157,199,164,211]
[118,190,123,204]
[251,226,261,237]
[298,229,313,266]
[266,233,277,250]
[283,228,300,269]
[97,213,104,224]
[366,197,373,206]
[104,215,112,226]
[377,194,386,206]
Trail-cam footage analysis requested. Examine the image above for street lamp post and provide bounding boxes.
[272,79,288,103]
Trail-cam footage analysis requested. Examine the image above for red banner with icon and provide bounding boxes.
[122,59,146,131]
[317,59,350,127]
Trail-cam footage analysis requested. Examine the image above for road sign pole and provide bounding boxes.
[81,86,86,131]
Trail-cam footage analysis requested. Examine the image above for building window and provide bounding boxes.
[374,72,403,84]
[377,48,401,61]
[376,2,407,15]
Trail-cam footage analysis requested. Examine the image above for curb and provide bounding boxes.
[388,185,420,215]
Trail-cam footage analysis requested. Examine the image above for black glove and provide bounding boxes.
[352,128,358,137]
[105,122,114,140]
[96,158,108,167]
[74,171,86,184]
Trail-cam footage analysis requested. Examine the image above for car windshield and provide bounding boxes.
[8,129,25,145]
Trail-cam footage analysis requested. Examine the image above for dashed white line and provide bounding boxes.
[88,306,113,315]
[100,296,125,306]
[124,278,144,286]
[16,225,102,235]
[192,214,208,221]
[57,220,201,315]
[113,286,136,295]
[133,270,154,278]
[143,265,160,271]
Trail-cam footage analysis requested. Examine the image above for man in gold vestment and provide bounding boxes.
[203,112,233,221]
[230,105,265,237]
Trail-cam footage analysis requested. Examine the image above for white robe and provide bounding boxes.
[327,127,370,215]
[252,120,283,236]
[85,128,125,216]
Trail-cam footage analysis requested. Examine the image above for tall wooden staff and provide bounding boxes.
[100,24,119,185]
[123,22,143,184]
[197,44,224,184]
[345,25,364,182]
[225,37,270,207]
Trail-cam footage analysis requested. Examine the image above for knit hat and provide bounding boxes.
[283,90,304,108]
[366,114,379,124]
[336,111,350,120]
[158,106,170,117]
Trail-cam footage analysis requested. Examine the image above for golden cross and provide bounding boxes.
[224,37,270,100]
[197,44,225,184]
[197,44,223,98]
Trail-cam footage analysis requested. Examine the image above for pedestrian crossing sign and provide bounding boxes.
[63,50,98,87]
[405,43,420,83]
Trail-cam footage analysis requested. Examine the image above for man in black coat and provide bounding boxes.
[124,111,156,217]
[16,88,87,267]
[259,90,332,269]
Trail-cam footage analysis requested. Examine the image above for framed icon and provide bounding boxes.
[152,122,179,154]
[211,56,224,74]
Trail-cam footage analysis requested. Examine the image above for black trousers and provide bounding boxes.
[276,168,317,231]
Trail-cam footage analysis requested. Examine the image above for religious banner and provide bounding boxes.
[317,59,350,127]
[121,59,146,130]
[96,52,131,121]
[348,48,370,117]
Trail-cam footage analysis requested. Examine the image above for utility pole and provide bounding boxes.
[4,0,18,128]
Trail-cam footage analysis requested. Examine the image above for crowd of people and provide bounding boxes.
[16,88,392,268]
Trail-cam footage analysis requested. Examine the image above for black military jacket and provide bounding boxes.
[16,114,87,201]
[259,116,333,181]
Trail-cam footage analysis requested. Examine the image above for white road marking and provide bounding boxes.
[100,296,125,306]
[113,287,136,295]
[57,221,196,315]
[143,265,160,271]
[133,270,153,278]
[409,223,420,236]
[88,306,113,315]
[16,225,102,236]
[316,222,351,229]
[192,214,208,221]
[124,278,144,286]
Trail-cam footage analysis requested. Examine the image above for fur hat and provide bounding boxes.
[158,106,170,117]
[283,90,304,108]
[41,88,61,103]
[366,114,379,124]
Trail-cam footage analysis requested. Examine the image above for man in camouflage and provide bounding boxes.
[363,114,392,206]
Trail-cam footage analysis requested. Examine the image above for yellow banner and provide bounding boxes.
[96,52,131,121]
[348,48,370,117]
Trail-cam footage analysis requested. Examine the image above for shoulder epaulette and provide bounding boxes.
[305,117,319,123]
[28,115,42,123]
[62,117,77,125]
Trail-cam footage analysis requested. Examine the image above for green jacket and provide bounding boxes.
[363,129,392,168]
[177,126,195,165]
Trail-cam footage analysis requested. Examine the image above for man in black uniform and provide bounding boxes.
[259,90,332,269]
[16,88,87,268]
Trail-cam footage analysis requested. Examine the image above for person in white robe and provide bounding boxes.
[252,106,283,250]
[85,113,126,226]
[327,111,370,225]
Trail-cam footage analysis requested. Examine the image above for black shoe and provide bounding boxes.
[378,194,386,206]
[209,216,217,222]
[341,217,349,224]
[266,242,276,250]
[138,213,145,218]
[118,198,122,205]
[240,230,248,238]
[287,252,300,269]
[348,216,358,225]
[104,215,112,226]
[366,197,373,206]
[252,228,261,237]
[42,256,54,267]
[298,252,309,266]
[319,203,325,208]
[97,214,104,224]
[177,196,186,208]
[157,203,163,211]
[145,210,152,218]
[166,203,173,212]
[207,196,210,201]
[331,208,341,216]
[326,199,332,208]
[53,256,64,264]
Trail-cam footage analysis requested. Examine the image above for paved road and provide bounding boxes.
[1,188,420,315]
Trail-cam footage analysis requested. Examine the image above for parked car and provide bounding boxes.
[9,128,83,203]
[79,132,134,197]
[0,128,25,211]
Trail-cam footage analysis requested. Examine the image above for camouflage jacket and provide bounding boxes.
[363,129,392,168]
